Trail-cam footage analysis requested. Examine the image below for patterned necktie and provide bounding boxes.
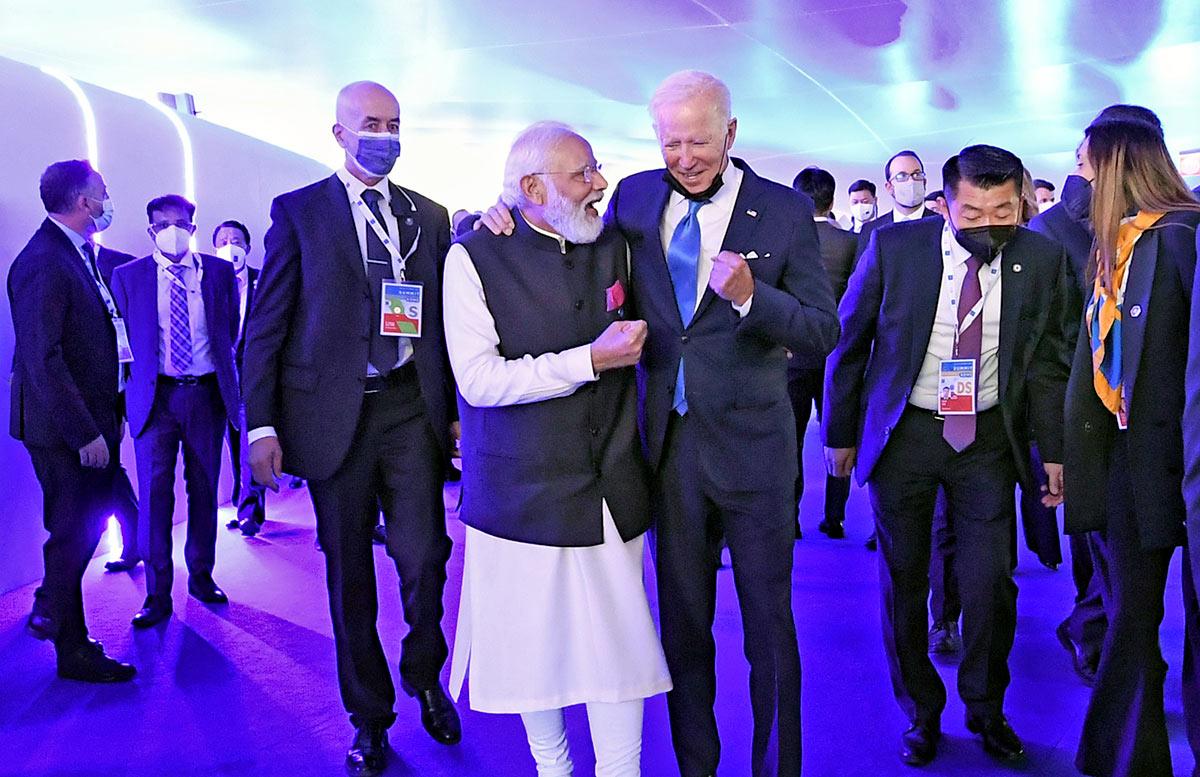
[943,255,983,452]
[165,263,193,374]
[666,198,709,414]
[361,189,400,375]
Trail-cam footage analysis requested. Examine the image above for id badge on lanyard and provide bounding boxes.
[112,317,135,363]
[938,358,975,415]
[351,186,424,339]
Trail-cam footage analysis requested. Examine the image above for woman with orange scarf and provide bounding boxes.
[1063,119,1200,777]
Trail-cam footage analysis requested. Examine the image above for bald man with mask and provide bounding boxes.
[242,81,460,777]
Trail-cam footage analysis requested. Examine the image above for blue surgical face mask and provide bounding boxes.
[342,125,401,177]
[87,195,114,232]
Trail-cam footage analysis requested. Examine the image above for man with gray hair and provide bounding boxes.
[446,121,670,776]
[481,71,839,777]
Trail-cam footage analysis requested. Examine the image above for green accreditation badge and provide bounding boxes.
[380,281,423,337]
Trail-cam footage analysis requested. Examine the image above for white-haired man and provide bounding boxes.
[447,121,671,776]
[481,72,839,777]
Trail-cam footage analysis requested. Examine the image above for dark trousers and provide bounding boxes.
[133,378,225,600]
[929,490,961,625]
[306,369,451,729]
[1077,435,1200,777]
[227,406,266,524]
[26,441,117,651]
[1019,442,1063,567]
[787,368,851,523]
[655,412,801,777]
[869,406,1018,723]
[1063,532,1109,668]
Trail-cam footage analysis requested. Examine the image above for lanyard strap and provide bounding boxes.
[348,188,421,281]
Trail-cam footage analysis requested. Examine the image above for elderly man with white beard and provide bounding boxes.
[444,121,672,777]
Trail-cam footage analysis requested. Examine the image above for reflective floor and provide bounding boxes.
[0,424,1192,776]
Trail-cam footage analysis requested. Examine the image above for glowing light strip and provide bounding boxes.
[146,96,198,248]
[40,66,104,243]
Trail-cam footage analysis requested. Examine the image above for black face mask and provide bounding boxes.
[1060,174,1093,225]
[952,224,1018,261]
[664,168,725,201]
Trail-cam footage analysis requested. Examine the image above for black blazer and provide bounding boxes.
[242,174,454,480]
[605,158,840,492]
[95,245,137,287]
[1065,211,1200,549]
[855,206,940,258]
[823,218,1071,488]
[234,266,260,368]
[7,219,120,450]
[111,253,241,437]
[815,219,858,306]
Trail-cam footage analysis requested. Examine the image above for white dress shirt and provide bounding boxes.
[909,222,1003,412]
[892,204,930,223]
[335,165,414,373]
[443,233,597,409]
[235,267,250,335]
[153,251,215,376]
[658,161,753,318]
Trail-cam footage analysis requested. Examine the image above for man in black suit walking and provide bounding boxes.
[243,81,461,777]
[790,166,856,538]
[8,159,136,682]
[824,145,1071,766]
[212,219,267,536]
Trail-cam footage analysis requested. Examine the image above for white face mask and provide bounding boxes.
[215,243,247,270]
[851,202,876,223]
[1038,200,1055,213]
[154,225,192,257]
[90,197,114,232]
[893,179,926,209]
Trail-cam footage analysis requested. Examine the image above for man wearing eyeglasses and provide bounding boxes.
[856,150,941,258]
[110,195,241,628]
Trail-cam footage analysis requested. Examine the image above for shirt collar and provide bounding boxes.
[153,250,200,273]
[893,205,927,223]
[48,216,91,253]
[941,220,1002,268]
[814,216,830,222]
[336,165,390,205]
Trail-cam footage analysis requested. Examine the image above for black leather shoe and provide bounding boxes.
[26,612,56,641]
[865,531,878,551]
[188,577,229,604]
[132,597,173,628]
[966,714,1025,761]
[818,519,845,539]
[928,621,962,655]
[226,517,241,529]
[345,723,388,777]
[104,556,141,573]
[402,681,462,745]
[57,640,136,682]
[238,517,261,537]
[899,721,940,766]
[1055,621,1097,686]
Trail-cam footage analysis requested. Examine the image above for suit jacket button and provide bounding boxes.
[574,300,584,311]
[1083,421,1093,432]
[590,428,599,436]
[681,335,689,343]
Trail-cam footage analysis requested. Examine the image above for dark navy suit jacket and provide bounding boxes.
[855,206,940,258]
[242,174,454,480]
[8,219,121,450]
[605,158,840,492]
[1067,211,1199,548]
[111,253,240,438]
[823,218,1071,488]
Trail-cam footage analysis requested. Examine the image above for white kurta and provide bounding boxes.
[443,237,672,714]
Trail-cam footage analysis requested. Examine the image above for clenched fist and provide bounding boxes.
[590,320,648,372]
[708,250,754,306]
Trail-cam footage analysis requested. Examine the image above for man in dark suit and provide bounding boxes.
[110,195,240,627]
[790,166,856,539]
[242,81,461,777]
[8,159,136,682]
[212,220,267,535]
[856,149,940,258]
[824,145,1070,766]
[607,72,838,777]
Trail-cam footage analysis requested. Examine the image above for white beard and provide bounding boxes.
[543,183,603,244]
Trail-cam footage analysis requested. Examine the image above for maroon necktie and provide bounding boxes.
[943,255,983,452]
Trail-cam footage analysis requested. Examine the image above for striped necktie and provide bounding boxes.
[165,263,193,373]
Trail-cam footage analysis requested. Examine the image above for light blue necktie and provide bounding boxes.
[165,263,193,373]
[667,198,709,414]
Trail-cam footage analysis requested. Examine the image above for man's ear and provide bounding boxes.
[521,175,545,206]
